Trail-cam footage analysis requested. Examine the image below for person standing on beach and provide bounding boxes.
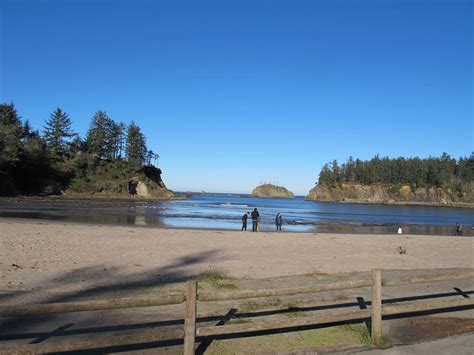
[241,212,249,231]
[275,212,282,232]
[251,208,260,232]
[397,226,403,235]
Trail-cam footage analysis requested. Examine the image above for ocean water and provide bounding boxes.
[0,193,473,235]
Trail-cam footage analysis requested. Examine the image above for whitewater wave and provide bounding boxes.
[219,203,249,208]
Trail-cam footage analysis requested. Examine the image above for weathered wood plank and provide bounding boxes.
[0,294,185,317]
[0,326,184,355]
[196,308,371,337]
[382,297,474,316]
[184,280,197,355]
[198,279,372,302]
[371,269,382,346]
[383,271,474,287]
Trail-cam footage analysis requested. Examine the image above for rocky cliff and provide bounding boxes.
[305,183,474,206]
[127,166,175,199]
[252,184,294,198]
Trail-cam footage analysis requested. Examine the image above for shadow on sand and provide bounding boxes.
[0,257,473,354]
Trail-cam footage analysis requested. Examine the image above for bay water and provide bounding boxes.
[0,193,472,235]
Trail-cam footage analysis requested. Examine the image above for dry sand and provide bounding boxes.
[1,218,473,294]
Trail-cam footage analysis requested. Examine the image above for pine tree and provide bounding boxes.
[0,102,24,167]
[126,121,147,167]
[43,108,75,157]
[85,110,112,160]
[145,149,159,166]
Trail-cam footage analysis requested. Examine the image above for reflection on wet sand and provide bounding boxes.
[0,196,471,236]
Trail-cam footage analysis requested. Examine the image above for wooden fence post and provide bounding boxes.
[184,280,197,355]
[371,269,382,346]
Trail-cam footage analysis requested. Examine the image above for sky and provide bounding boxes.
[0,0,472,195]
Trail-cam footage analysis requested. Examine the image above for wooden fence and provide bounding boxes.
[0,270,472,354]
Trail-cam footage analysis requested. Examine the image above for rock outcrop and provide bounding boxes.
[252,184,294,198]
[306,183,474,206]
[128,166,174,199]
[65,163,175,199]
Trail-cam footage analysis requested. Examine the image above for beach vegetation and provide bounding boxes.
[205,323,370,354]
[240,298,283,312]
[196,268,239,290]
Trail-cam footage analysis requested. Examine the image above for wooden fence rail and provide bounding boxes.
[0,294,185,317]
[0,270,472,354]
[383,270,474,286]
[0,326,184,355]
[197,279,372,302]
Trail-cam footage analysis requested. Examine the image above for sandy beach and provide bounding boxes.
[1,218,473,294]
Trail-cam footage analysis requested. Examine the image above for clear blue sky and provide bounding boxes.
[1,0,472,195]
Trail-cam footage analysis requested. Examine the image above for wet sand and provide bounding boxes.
[1,218,473,294]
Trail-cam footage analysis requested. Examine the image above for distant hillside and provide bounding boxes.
[307,153,474,206]
[306,182,474,206]
[252,184,294,198]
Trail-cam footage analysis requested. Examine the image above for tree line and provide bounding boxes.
[318,154,474,191]
[0,102,158,194]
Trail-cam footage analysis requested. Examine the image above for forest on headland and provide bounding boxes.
[318,154,473,188]
[0,102,172,198]
[307,154,474,205]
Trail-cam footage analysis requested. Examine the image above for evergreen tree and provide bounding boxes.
[318,153,473,188]
[459,153,474,182]
[345,156,356,183]
[318,163,335,186]
[85,110,112,160]
[145,149,159,166]
[126,121,147,167]
[69,134,83,157]
[0,102,24,167]
[114,121,126,159]
[43,108,75,157]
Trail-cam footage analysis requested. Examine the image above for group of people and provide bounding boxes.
[455,223,464,236]
[241,208,283,232]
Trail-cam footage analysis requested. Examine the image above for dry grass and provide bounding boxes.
[196,267,239,290]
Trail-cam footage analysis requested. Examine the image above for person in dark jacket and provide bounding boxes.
[251,208,260,232]
[241,212,249,231]
[275,212,282,231]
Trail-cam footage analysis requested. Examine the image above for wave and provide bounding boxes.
[219,203,249,208]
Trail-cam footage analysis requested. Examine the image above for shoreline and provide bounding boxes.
[1,194,473,208]
[0,216,470,237]
[304,197,474,209]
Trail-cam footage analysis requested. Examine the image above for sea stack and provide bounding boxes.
[251,184,294,198]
